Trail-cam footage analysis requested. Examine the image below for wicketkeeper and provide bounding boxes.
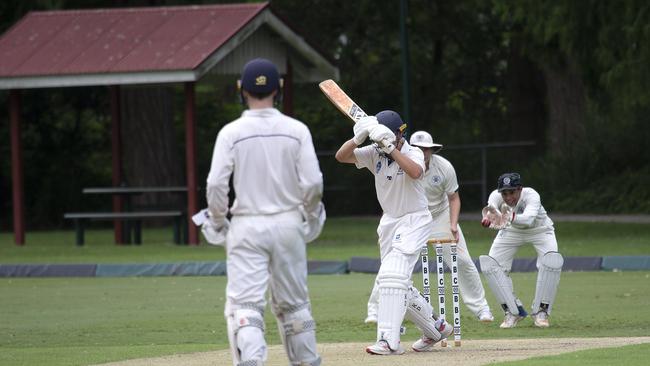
[335,111,451,355]
[479,173,563,328]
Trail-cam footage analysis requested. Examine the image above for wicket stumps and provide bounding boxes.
[420,238,461,347]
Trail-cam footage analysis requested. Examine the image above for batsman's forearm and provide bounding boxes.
[335,139,358,163]
[390,150,423,179]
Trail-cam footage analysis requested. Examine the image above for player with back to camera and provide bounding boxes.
[364,130,494,326]
[204,58,325,366]
[335,111,452,355]
[479,173,563,328]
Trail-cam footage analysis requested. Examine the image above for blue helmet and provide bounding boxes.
[497,173,522,192]
[376,110,407,134]
[239,58,281,94]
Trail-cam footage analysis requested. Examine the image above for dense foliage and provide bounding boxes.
[1,0,648,229]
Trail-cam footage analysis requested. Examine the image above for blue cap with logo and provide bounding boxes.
[497,173,522,192]
[240,58,281,94]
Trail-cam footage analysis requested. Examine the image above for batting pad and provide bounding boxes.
[405,286,443,341]
[479,255,519,314]
[532,252,564,314]
[377,251,412,350]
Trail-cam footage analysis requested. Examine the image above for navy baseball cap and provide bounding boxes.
[376,110,407,133]
[239,58,280,94]
[497,173,522,192]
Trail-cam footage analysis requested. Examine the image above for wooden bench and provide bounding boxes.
[64,211,185,246]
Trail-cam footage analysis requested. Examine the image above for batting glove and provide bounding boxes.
[201,216,229,246]
[378,140,396,155]
[353,116,378,145]
[368,124,396,144]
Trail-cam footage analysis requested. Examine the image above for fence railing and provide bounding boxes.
[317,140,536,208]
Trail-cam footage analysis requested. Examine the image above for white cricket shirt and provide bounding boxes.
[354,140,428,217]
[486,187,553,230]
[206,108,323,219]
[423,155,459,216]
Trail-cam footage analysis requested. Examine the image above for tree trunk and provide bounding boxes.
[120,86,183,212]
[541,56,587,158]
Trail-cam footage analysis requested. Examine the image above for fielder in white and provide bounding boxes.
[365,131,494,323]
[336,111,452,355]
[204,58,325,366]
[480,172,563,329]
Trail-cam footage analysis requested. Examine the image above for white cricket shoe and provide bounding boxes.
[411,319,453,352]
[364,314,377,324]
[500,312,526,329]
[478,309,494,323]
[532,311,550,328]
[365,340,405,355]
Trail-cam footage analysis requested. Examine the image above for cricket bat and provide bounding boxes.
[318,79,369,123]
[319,79,391,147]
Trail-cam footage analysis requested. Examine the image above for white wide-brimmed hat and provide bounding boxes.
[409,131,443,151]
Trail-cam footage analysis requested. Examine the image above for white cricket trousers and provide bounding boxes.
[225,210,310,312]
[488,225,558,272]
[430,208,490,316]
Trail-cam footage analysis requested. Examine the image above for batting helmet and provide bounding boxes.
[497,173,522,192]
[238,58,281,94]
[376,110,407,134]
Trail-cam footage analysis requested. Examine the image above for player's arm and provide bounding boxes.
[335,139,359,164]
[206,131,233,229]
[389,148,423,179]
[448,191,461,240]
[511,190,541,227]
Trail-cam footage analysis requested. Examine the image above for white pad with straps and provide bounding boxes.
[376,251,412,350]
[276,306,321,366]
[405,286,444,341]
[479,255,519,314]
[225,302,266,366]
[532,251,564,314]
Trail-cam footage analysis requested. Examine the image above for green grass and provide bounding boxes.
[1,272,649,365]
[1,218,650,365]
[496,343,650,366]
[1,218,649,263]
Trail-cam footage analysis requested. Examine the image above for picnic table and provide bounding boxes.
[64,186,188,246]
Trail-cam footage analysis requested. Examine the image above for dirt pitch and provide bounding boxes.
[95,337,650,366]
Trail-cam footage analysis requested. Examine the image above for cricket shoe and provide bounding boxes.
[478,309,494,323]
[500,307,528,329]
[366,340,405,355]
[532,311,550,328]
[411,319,453,352]
[364,314,377,324]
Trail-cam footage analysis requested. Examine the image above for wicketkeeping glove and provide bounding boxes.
[353,116,379,145]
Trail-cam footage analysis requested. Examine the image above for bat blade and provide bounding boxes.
[318,79,368,123]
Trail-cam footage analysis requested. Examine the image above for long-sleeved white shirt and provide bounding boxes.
[486,187,553,231]
[206,108,323,219]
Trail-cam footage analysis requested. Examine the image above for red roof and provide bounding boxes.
[0,3,268,77]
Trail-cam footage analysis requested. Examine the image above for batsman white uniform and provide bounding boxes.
[366,155,492,320]
[480,186,563,328]
[207,108,323,366]
[354,141,437,351]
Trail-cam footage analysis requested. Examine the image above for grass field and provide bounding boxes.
[1,218,649,365]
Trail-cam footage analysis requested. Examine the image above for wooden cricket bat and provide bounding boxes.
[318,79,368,124]
[319,79,392,147]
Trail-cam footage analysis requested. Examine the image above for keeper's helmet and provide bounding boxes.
[497,173,522,192]
[238,58,282,94]
[376,110,407,134]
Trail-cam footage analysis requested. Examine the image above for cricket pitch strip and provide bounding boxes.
[95,337,650,366]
